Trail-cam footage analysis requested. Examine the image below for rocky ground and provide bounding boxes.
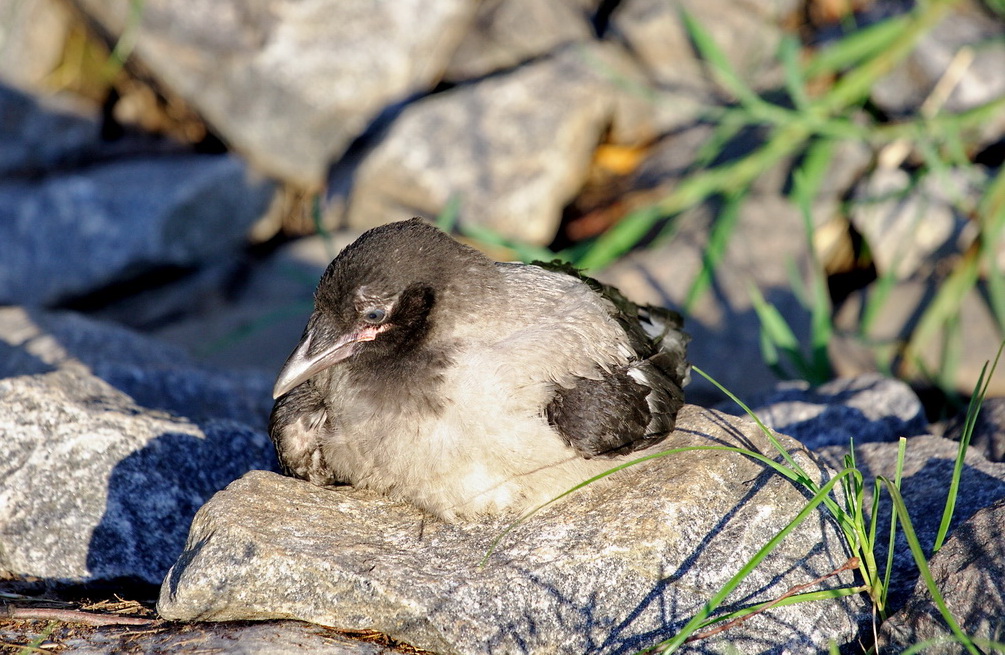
[1,0,1004,653]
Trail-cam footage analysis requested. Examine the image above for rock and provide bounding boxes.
[159,405,868,654]
[598,194,816,403]
[732,374,929,450]
[871,0,1005,151]
[0,84,164,178]
[608,0,798,96]
[935,397,1005,463]
[342,43,662,246]
[814,435,1005,612]
[443,0,598,81]
[0,0,72,92]
[0,367,276,585]
[849,166,983,280]
[878,497,1005,653]
[0,305,274,438]
[71,0,478,188]
[144,235,354,375]
[74,232,358,376]
[0,308,278,585]
[831,278,1005,397]
[0,148,274,306]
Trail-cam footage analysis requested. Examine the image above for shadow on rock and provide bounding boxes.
[87,425,279,585]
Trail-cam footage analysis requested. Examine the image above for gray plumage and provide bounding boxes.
[269,218,690,520]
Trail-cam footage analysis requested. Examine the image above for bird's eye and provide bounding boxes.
[363,308,386,324]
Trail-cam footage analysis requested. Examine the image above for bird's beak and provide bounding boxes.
[272,325,381,399]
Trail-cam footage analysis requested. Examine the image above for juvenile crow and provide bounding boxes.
[270,218,689,520]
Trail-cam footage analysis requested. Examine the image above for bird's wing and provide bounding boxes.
[546,351,686,458]
[493,262,690,459]
[268,381,334,484]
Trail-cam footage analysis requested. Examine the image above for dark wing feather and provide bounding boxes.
[546,358,685,458]
[536,259,690,457]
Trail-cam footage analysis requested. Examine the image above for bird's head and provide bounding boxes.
[272,219,495,399]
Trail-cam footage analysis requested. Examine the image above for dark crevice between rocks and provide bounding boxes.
[0,573,160,611]
[592,0,622,37]
[827,219,877,312]
[975,137,1005,168]
[59,266,198,314]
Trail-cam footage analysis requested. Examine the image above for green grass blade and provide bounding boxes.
[815,0,958,115]
[692,112,748,169]
[979,166,1005,332]
[882,438,908,610]
[680,12,771,114]
[654,469,857,652]
[933,343,1004,551]
[779,35,811,113]
[802,14,911,79]
[434,194,462,232]
[683,189,747,312]
[458,221,558,263]
[578,120,810,270]
[878,478,982,654]
[102,0,146,79]
[748,283,812,380]
[790,139,836,380]
[693,366,823,493]
[903,247,981,370]
[575,205,665,271]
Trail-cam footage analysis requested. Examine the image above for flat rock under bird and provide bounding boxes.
[269,218,690,520]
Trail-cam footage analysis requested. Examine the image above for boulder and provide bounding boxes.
[0,307,277,585]
[343,43,663,246]
[159,405,868,654]
[736,373,929,450]
[0,84,273,306]
[70,0,478,187]
[878,497,1005,653]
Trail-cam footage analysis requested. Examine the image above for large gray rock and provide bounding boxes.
[878,497,1005,653]
[0,367,276,585]
[443,0,599,81]
[0,84,174,178]
[0,82,273,308]
[608,0,798,96]
[815,436,1005,612]
[342,43,663,246]
[0,151,274,306]
[736,374,929,450]
[159,405,868,654]
[71,0,478,187]
[0,306,275,424]
[0,307,278,585]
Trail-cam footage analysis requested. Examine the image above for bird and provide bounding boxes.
[269,218,690,521]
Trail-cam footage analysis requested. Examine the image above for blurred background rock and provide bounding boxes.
[1,0,1003,406]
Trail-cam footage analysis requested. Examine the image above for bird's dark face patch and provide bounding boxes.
[274,218,498,402]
